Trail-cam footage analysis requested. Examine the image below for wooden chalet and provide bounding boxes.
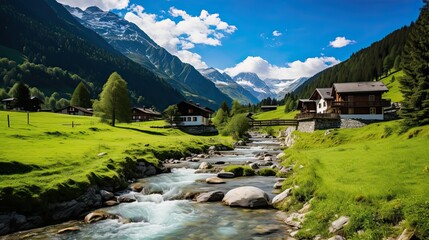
[1,97,43,111]
[176,101,214,126]
[297,81,390,120]
[331,82,390,120]
[56,106,93,116]
[132,107,161,121]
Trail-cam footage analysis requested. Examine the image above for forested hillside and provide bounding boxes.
[295,25,411,98]
[0,0,183,109]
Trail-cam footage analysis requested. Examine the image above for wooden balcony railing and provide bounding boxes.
[332,99,391,108]
[295,113,340,120]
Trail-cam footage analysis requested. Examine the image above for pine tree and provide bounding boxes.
[93,72,131,126]
[70,82,91,108]
[399,1,429,126]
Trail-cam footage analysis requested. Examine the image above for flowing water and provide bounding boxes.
[3,136,290,240]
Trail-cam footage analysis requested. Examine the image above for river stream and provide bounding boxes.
[2,136,290,240]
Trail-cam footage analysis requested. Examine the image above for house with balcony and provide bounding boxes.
[297,81,391,121]
[176,101,214,126]
[331,82,390,120]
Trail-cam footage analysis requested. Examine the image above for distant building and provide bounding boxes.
[260,105,277,112]
[131,107,161,121]
[176,101,214,126]
[1,96,43,112]
[55,106,93,116]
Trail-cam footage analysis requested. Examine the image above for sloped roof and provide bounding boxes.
[179,101,214,114]
[333,82,388,93]
[316,88,333,99]
[134,107,161,116]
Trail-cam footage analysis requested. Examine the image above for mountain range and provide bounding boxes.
[64,5,233,109]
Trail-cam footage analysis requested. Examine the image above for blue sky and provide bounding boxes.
[58,0,422,80]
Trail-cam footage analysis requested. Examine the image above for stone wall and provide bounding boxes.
[178,125,218,135]
[297,118,373,132]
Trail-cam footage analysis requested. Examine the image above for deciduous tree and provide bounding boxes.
[93,72,131,126]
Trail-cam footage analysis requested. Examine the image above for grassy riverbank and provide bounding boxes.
[280,120,429,239]
[0,111,232,209]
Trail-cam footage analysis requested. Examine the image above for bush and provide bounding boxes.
[223,165,255,177]
[221,114,250,140]
[257,168,277,176]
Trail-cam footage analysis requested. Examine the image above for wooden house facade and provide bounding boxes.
[176,101,214,126]
[1,97,43,111]
[331,82,390,120]
[131,107,161,121]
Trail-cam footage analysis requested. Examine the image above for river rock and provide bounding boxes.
[57,227,80,234]
[118,195,136,203]
[196,191,225,202]
[209,146,217,151]
[190,158,200,162]
[328,236,345,240]
[104,200,119,206]
[217,171,235,178]
[144,165,157,176]
[199,162,213,170]
[205,177,226,184]
[100,190,114,200]
[249,162,259,169]
[130,183,144,192]
[273,182,283,189]
[329,216,350,233]
[84,210,113,224]
[222,186,270,208]
[254,224,280,235]
[214,161,225,164]
[284,212,306,229]
[272,188,292,206]
[276,152,286,159]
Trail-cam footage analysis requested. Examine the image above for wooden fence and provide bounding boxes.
[249,119,298,127]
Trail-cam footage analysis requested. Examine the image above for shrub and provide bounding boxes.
[221,113,250,140]
[257,168,277,176]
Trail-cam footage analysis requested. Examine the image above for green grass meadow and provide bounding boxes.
[0,111,231,208]
[381,70,405,103]
[253,106,298,120]
[281,121,429,239]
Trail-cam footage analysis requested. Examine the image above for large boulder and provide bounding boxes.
[100,190,114,200]
[196,191,225,202]
[222,186,270,208]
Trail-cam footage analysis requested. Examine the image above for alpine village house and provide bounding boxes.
[297,81,391,120]
[176,101,214,126]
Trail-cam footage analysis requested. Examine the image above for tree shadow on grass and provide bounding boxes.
[115,126,166,136]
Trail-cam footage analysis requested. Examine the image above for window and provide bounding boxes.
[370,107,376,114]
[323,101,326,107]
[369,95,375,101]
[319,103,322,108]
[348,108,354,114]
[188,109,193,114]
[348,96,354,102]
[193,117,197,121]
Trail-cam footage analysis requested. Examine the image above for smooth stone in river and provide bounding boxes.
[217,171,235,178]
[222,186,270,208]
[196,191,225,202]
[205,177,226,184]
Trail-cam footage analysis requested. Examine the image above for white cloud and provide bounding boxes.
[329,36,356,48]
[224,56,340,80]
[56,0,129,11]
[124,5,236,69]
[272,30,282,37]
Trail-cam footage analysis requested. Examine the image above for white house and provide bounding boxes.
[176,101,214,126]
